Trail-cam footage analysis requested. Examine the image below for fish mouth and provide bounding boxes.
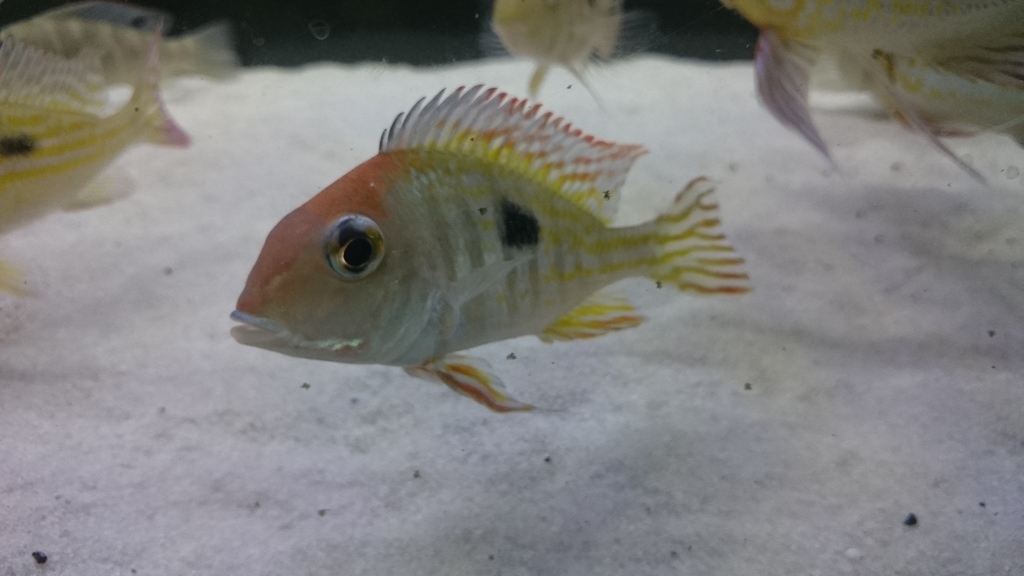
[229,310,294,347]
[229,310,364,360]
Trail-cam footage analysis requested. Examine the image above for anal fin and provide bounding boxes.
[754,29,832,161]
[539,291,644,343]
[940,36,1024,90]
[406,354,534,413]
[868,51,988,183]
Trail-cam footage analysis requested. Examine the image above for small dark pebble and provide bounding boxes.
[744,382,752,391]
[162,266,173,276]
[300,382,311,389]
[488,555,494,561]
[31,551,47,564]
[903,513,918,526]
[132,570,137,574]
[506,352,517,360]
[318,509,327,517]
[979,502,986,508]
[670,550,678,559]
[543,456,551,463]
[413,470,421,479]
[988,330,995,337]
[351,397,358,404]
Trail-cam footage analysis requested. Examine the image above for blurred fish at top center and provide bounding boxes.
[486,0,652,101]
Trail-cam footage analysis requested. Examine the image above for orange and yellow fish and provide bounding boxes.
[722,0,1024,176]
[231,86,751,412]
[0,32,189,295]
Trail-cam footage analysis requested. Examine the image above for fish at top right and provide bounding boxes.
[720,0,1024,179]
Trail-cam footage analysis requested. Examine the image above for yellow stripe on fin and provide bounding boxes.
[405,354,535,412]
[378,85,647,223]
[539,291,644,343]
[653,177,751,294]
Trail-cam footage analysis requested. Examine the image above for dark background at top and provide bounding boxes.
[0,0,757,66]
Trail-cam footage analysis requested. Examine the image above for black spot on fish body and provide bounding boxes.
[0,134,36,157]
[498,199,539,249]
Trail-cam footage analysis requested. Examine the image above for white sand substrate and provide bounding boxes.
[1,56,1022,576]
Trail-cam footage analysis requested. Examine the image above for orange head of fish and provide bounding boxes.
[231,153,433,366]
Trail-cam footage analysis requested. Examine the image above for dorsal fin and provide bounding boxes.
[379,85,647,223]
[37,1,173,33]
[0,39,106,115]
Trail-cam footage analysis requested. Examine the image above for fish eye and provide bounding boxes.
[324,215,385,279]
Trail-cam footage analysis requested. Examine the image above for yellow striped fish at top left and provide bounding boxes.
[0,32,190,295]
[0,1,240,85]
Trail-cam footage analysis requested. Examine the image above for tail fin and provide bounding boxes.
[169,21,240,79]
[130,25,191,147]
[652,177,750,294]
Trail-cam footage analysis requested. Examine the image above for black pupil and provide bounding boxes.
[341,236,373,270]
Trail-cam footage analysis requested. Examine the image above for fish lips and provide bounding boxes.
[229,310,364,362]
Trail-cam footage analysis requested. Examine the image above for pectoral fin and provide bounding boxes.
[539,291,644,343]
[755,29,832,160]
[406,354,534,412]
[442,254,532,317]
